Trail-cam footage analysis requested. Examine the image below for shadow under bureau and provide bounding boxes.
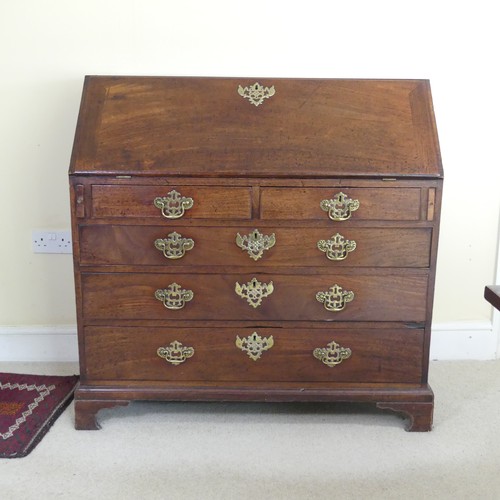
[69,76,443,431]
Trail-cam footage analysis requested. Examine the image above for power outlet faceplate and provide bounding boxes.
[32,230,73,254]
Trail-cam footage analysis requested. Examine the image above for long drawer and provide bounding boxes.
[79,225,431,268]
[83,326,424,384]
[82,272,428,322]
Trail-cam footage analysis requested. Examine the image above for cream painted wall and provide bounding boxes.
[0,1,499,331]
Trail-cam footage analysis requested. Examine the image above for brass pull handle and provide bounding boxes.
[320,192,360,221]
[236,229,276,261]
[155,232,194,259]
[235,332,274,361]
[157,341,194,365]
[235,277,274,308]
[317,233,356,261]
[153,189,194,219]
[155,283,194,310]
[316,284,354,312]
[313,340,352,367]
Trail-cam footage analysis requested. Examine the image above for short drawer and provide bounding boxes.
[260,187,422,221]
[82,272,428,322]
[91,185,252,219]
[79,225,431,268]
[83,326,424,384]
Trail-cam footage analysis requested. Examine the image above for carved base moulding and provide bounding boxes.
[74,384,434,432]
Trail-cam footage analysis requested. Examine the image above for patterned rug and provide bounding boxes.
[0,372,79,458]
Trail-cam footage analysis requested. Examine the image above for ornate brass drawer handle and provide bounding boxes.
[236,229,276,261]
[153,189,194,219]
[317,233,356,261]
[235,332,274,361]
[157,341,194,365]
[313,340,352,367]
[155,283,194,310]
[320,192,360,221]
[238,82,275,107]
[235,277,274,308]
[155,232,195,259]
[316,284,354,312]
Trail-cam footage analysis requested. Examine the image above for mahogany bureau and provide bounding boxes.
[69,76,443,431]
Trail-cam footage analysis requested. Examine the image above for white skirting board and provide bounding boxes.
[430,321,498,360]
[0,322,498,362]
[0,325,78,362]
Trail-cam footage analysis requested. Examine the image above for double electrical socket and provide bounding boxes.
[32,230,72,254]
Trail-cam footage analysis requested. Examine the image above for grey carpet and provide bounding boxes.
[1,360,499,499]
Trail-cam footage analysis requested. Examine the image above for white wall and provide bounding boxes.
[1,0,499,360]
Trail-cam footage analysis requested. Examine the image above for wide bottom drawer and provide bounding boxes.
[83,327,424,384]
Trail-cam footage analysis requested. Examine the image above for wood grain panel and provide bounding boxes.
[91,185,252,219]
[260,187,422,220]
[79,225,432,268]
[84,326,424,384]
[69,77,443,178]
[82,272,428,322]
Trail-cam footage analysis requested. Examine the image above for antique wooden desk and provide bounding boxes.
[69,77,443,431]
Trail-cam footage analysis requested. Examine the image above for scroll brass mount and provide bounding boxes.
[320,192,360,221]
[313,340,352,367]
[153,190,194,219]
[155,232,194,259]
[155,283,194,310]
[157,341,194,365]
[316,284,354,312]
[317,233,356,261]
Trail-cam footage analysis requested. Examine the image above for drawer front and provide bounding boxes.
[84,326,424,384]
[82,272,428,322]
[91,185,252,219]
[79,225,431,268]
[260,187,422,221]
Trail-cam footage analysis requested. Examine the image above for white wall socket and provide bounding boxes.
[32,230,73,254]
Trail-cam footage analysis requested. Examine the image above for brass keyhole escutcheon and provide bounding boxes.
[235,332,274,361]
[235,277,274,308]
[238,82,276,107]
[235,229,276,261]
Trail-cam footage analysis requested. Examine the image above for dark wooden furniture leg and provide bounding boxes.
[74,400,130,430]
[376,402,434,431]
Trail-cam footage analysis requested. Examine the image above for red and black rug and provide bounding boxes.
[0,372,79,458]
